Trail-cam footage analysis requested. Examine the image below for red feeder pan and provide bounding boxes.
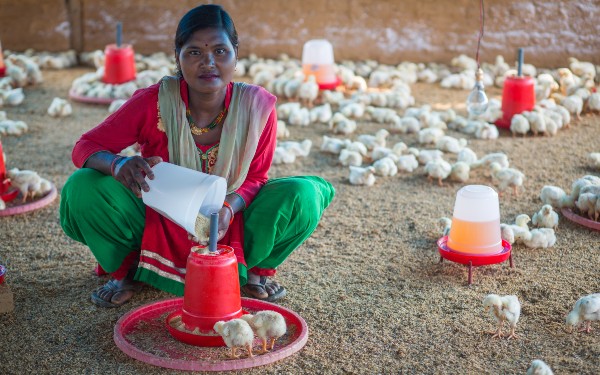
[166,245,243,347]
[561,207,600,231]
[438,236,513,285]
[115,297,309,371]
[102,44,136,85]
[0,139,18,203]
[318,76,342,91]
[495,76,535,129]
[0,265,6,284]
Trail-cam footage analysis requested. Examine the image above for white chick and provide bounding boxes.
[373,157,398,177]
[474,123,499,140]
[490,162,525,197]
[108,99,127,114]
[329,112,357,135]
[483,294,521,339]
[515,228,556,249]
[565,293,600,333]
[272,147,296,164]
[417,127,444,145]
[276,102,301,121]
[575,192,598,220]
[435,136,467,154]
[539,185,574,209]
[279,139,312,158]
[587,92,600,113]
[339,149,363,167]
[522,110,546,136]
[471,152,509,170]
[510,114,530,137]
[503,214,531,245]
[288,107,311,127]
[6,167,43,202]
[240,311,287,354]
[588,152,600,168]
[348,166,376,186]
[320,135,347,155]
[356,129,389,151]
[457,147,478,166]
[395,154,419,173]
[526,359,554,375]
[47,97,72,117]
[424,159,452,187]
[213,319,254,359]
[439,217,452,237]
[531,204,559,231]
[416,149,443,165]
[298,75,319,108]
[276,120,290,139]
[309,103,332,123]
[449,161,470,183]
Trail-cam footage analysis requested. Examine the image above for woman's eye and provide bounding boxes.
[215,48,226,55]
[189,50,201,56]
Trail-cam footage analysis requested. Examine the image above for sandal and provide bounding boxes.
[90,278,143,308]
[241,276,287,302]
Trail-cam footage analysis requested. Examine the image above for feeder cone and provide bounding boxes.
[302,39,340,90]
[102,44,136,84]
[166,245,243,346]
[495,76,535,129]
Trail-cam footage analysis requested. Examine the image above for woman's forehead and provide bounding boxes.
[185,28,231,47]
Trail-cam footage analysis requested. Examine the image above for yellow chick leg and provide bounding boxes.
[513,186,519,196]
[490,322,504,338]
[580,321,592,333]
[246,343,254,357]
[269,337,276,350]
[258,338,269,354]
[506,326,519,340]
[437,178,444,187]
[230,346,239,359]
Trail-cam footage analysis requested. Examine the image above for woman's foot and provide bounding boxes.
[90,277,142,308]
[241,275,287,302]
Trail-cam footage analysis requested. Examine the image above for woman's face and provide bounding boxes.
[177,28,237,95]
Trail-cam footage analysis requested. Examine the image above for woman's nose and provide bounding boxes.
[200,52,215,67]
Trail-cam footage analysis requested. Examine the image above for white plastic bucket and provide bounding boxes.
[141,162,226,235]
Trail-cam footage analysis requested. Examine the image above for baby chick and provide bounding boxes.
[483,294,521,339]
[531,204,559,231]
[490,162,525,197]
[213,319,255,359]
[526,359,554,375]
[565,293,600,333]
[241,311,287,354]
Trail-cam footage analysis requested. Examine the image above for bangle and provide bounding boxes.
[223,201,235,225]
[110,156,124,177]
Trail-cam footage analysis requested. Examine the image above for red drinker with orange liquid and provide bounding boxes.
[302,39,339,90]
[446,185,503,255]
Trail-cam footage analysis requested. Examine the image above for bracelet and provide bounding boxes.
[110,156,124,177]
[223,201,235,225]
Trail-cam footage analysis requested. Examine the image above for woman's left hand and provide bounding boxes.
[216,206,233,241]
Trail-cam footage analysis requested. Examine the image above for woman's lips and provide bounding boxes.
[199,74,219,79]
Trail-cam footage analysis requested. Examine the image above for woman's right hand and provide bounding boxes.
[113,156,163,198]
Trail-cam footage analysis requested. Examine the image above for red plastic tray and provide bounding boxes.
[114,297,308,371]
[561,207,600,231]
[68,87,116,105]
[0,183,57,216]
[437,236,511,266]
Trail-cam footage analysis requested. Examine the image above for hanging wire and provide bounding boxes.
[475,0,485,69]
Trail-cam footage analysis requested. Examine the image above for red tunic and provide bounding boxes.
[72,80,277,281]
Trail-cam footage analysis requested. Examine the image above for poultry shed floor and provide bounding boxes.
[0,68,599,374]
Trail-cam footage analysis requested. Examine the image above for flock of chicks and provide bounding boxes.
[482,292,600,375]
[213,310,287,359]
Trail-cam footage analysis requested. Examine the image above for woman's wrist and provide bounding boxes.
[110,155,124,177]
[223,201,235,225]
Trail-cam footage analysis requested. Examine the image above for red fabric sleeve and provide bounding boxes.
[233,108,277,207]
[71,85,160,168]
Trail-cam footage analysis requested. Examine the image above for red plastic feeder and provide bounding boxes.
[166,245,244,347]
[495,75,535,129]
[0,41,5,78]
[0,139,18,203]
[102,44,136,85]
[438,236,513,285]
[0,265,6,284]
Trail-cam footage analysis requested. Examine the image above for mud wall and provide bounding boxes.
[1,0,599,68]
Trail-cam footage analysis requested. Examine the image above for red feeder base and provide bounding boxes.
[0,183,57,216]
[561,207,600,231]
[114,297,308,371]
[69,87,118,105]
[318,77,342,91]
[437,236,513,285]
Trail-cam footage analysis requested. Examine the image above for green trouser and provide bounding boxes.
[60,168,335,295]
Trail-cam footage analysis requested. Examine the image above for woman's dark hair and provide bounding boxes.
[174,4,239,55]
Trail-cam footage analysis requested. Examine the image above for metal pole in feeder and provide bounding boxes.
[208,211,219,252]
[116,22,122,48]
[517,48,523,77]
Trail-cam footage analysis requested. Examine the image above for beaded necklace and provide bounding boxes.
[186,108,227,135]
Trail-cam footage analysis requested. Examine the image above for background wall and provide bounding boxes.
[1,0,599,68]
